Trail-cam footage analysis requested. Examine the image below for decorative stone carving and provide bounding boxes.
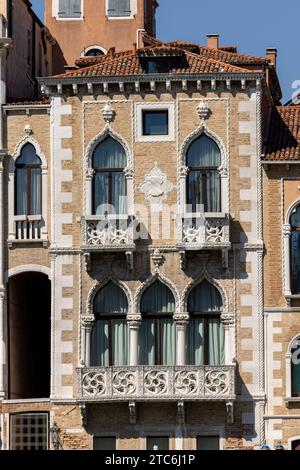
[144,370,168,396]
[177,401,185,425]
[283,224,292,238]
[82,371,106,396]
[112,371,136,396]
[81,315,95,329]
[226,401,234,424]
[197,101,211,121]
[124,167,134,179]
[101,103,115,123]
[24,124,33,135]
[221,312,235,327]
[204,369,229,395]
[174,371,197,395]
[86,168,95,179]
[128,402,137,425]
[179,165,189,177]
[86,221,131,246]
[140,162,174,210]
[206,219,225,243]
[152,249,164,269]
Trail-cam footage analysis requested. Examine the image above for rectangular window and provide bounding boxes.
[94,437,116,450]
[147,436,169,450]
[197,436,220,450]
[58,0,82,18]
[10,413,49,450]
[142,110,169,136]
[108,0,131,17]
[144,60,173,74]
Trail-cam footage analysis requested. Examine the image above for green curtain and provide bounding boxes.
[187,281,224,366]
[187,135,221,167]
[140,280,175,313]
[161,319,176,365]
[138,319,155,365]
[187,318,204,365]
[91,282,128,366]
[208,318,225,365]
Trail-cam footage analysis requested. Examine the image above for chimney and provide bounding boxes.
[207,34,219,49]
[266,48,277,68]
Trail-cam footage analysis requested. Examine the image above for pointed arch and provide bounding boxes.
[85,125,132,172]
[10,136,47,173]
[286,333,300,398]
[180,125,227,170]
[182,271,228,314]
[285,198,300,225]
[134,273,180,314]
[86,276,133,317]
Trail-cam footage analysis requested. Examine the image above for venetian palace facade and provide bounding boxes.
[0,0,299,451]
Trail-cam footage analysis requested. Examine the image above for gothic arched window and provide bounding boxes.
[186,135,221,213]
[187,280,225,365]
[92,136,127,215]
[291,206,300,293]
[291,338,300,397]
[90,282,128,366]
[15,143,42,216]
[139,280,176,366]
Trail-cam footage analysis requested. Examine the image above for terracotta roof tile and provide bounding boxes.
[263,106,300,161]
[52,47,252,79]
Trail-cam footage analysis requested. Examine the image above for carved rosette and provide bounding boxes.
[82,371,106,396]
[112,371,137,396]
[204,369,229,395]
[144,370,168,396]
[174,371,197,395]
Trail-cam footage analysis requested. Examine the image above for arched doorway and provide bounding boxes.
[8,272,51,399]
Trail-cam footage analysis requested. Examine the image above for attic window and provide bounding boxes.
[143,59,174,74]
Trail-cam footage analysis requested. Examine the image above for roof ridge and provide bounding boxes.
[184,49,252,73]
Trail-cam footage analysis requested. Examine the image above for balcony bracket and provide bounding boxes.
[177,401,185,425]
[226,401,234,424]
[80,404,87,428]
[83,252,91,272]
[128,401,137,425]
[222,249,229,271]
[126,251,134,271]
[179,251,186,270]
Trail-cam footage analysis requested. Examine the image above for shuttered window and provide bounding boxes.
[108,0,131,17]
[58,0,82,18]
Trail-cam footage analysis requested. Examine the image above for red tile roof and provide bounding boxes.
[52,46,253,79]
[263,106,300,161]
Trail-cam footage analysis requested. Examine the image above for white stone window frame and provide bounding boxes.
[178,124,229,216]
[80,45,107,57]
[106,0,137,19]
[288,435,300,450]
[52,0,84,21]
[8,136,48,245]
[285,333,300,400]
[282,198,300,301]
[135,102,176,143]
[84,125,134,217]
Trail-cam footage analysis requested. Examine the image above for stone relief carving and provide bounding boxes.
[139,162,174,210]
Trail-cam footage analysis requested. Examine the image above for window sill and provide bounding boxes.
[8,239,48,249]
[106,15,135,20]
[285,397,300,408]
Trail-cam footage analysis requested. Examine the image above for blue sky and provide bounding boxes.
[31,0,300,102]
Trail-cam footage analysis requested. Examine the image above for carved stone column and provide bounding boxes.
[283,224,292,296]
[85,169,95,216]
[128,315,141,366]
[221,312,235,365]
[124,167,134,214]
[0,155,5,398]
[174,314,189,366]
[82,315,95,367]
[219,166,229,213]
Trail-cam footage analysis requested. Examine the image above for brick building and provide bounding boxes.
[0,0,299,451]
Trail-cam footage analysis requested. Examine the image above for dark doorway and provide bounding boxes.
[292,440,300,450]
[8,272,51,399]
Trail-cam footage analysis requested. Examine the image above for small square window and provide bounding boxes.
[142,110,169,136]
[197,436,220,450]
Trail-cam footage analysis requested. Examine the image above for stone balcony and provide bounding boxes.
[77,365,236,402]
[177,213,231,267]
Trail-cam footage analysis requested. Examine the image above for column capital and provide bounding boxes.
[174,313,189,327]
[127,314,142,329]
[283,224,291,238]
[81,315,95,330]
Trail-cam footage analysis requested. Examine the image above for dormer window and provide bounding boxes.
[144,59,173,74]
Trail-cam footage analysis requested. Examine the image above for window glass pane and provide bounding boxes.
[16,168,27,215]
[145,60,172,74]
[94,437,116,450]
[208,318,225,366]
[138,318,155,365]
[197,436,219,450]
[111,319,129,366]
[291,206,300,227]
[10,413,48,450]
[161,319,176,365]
[188,280,222,312]
[187,135,221,167]
[93,137,126,169]
[90,320,109,366]
[187,318,204,365]
[143,111,168,135]
[94,282,128,313]
[30,168,42,215]
[140,280,175,313]
[291,231,300,293]
[292,344,300,396]
[111,172,126,214]
[94,172,109,214]
[85,49,104,57]
[206,171,221,212]
[17,144,41,165]
[147,436,169,450]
